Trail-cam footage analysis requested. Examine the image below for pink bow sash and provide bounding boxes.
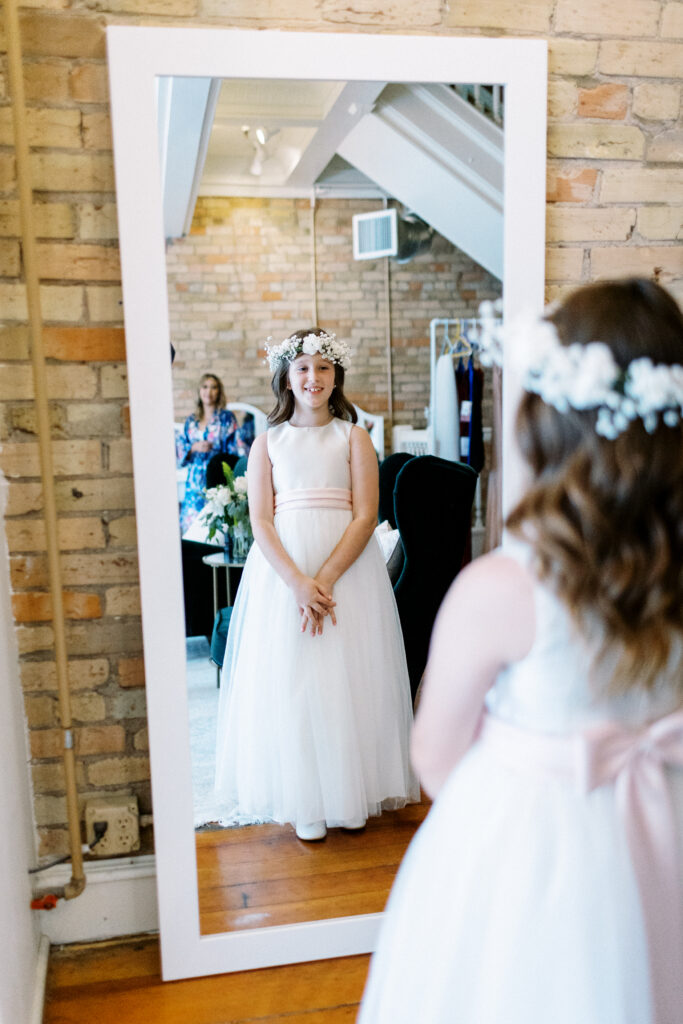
[480,709,683,1024]
[274,487,352,514]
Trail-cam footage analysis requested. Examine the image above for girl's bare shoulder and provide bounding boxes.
[249,432,269,456]
[247,431,273,471]
[438,550,536,663]
[349,421,375,452]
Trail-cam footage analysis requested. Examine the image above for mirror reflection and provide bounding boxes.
[161,75,503,935]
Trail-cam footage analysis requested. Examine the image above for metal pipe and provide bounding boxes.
[310,192,318,324]
[382,198,393,430]
[384,255,393,425]
[4,0,85,899]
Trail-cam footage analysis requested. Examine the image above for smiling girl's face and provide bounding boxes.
[287,353,336,413]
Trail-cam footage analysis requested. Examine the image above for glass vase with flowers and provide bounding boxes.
[200,463,253,563]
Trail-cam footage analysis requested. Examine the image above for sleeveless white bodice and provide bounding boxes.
[486,548,681,734]
[267,419,352,494]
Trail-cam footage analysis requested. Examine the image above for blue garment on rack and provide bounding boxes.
[456,359,484,473]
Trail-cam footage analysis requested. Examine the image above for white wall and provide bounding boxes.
[0,475,42,1024]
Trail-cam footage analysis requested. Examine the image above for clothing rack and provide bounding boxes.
[428,317,490,544]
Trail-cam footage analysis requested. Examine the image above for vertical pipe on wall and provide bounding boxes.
[4,0,85,896]
[310,192,318,324]
[383,198,394,428]
[384,256,393,425]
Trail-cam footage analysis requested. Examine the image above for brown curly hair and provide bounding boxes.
[267,327,357,426]
[506,278,683,694]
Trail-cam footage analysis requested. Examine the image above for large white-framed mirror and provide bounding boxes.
[107,27,547,981]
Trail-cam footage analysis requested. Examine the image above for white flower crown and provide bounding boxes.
[478,300,683,440]
[264,331,352,373]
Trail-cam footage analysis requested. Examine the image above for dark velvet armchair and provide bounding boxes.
[392,455,478,703]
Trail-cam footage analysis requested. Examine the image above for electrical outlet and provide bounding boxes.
[84,794,140,856]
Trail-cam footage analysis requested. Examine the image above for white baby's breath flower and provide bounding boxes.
[644,411,658,434]
[565,343,619,409]
[479,302,683,440]
[620,397,637,420]
[596,408,617,439]
[628,359,674,410]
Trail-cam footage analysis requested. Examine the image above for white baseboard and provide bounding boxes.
[33,855,158,945]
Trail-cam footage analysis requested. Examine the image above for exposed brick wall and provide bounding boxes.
[168,197,499,432]
[0,2,682,860]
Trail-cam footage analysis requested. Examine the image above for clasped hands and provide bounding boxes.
[292,573,337,636]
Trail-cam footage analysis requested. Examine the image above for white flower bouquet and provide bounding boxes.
[200,463,253,561]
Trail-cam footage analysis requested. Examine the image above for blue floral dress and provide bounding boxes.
[176,409,247,532]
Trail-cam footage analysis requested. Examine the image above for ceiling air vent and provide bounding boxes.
[352,208,398,260]
[352,208,434,263]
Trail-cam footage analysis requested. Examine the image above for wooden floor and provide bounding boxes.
[45,800,431,1023]
[197,800,429,933]
[44,936,370,1023]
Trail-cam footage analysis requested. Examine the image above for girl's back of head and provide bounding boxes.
[507,278,683,695]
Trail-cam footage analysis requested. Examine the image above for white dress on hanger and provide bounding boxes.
[433,353,460,462]
[213,417,420,829]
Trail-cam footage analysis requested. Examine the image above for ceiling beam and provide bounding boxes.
[337,84,503,279]
[284,81,386,189]
[158,76,220,239]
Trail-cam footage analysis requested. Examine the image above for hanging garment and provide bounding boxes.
[456,360,484,473]
[434,353,460,462]
[484,364,503,553]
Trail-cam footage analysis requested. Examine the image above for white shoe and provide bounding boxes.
[342,819,367,831]
[295,821,327,841]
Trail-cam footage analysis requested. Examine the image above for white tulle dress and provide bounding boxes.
[214,417,419,829]
[358,546,683,1024]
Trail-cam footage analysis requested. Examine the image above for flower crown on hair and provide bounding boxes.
[478,300,683,440]
[264,331,351,373]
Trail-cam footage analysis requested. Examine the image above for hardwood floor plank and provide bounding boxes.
[201,888,392,932]
[45,939,370,1024]
[46,937,162,988]
[198,841,413,893]
[196,798,429,935]
[199,863,398,913]
[197,828,421,879]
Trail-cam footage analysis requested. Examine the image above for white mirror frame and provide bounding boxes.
[107,26,547,981]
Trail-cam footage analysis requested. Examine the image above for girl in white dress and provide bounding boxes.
[214,328,419,840]
[358,278,683,1023]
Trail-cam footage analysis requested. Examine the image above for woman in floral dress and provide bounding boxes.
[176,373,247,532]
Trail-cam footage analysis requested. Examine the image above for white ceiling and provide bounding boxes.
[200,78,387,195]
[158,76,504,278]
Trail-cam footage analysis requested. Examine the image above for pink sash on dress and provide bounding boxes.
[479,709,683,1024]
[274,487,353,513]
